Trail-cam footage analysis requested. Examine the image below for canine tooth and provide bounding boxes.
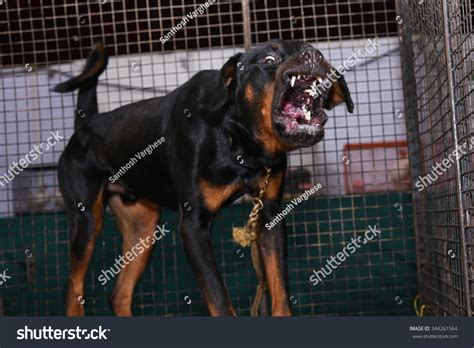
[304,110,311,121]
[317,77,323,83]
[297,74,301,80]
[290,75,296,87]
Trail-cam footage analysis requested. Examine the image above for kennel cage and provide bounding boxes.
[399,0,473,316]
[0,0,466,316]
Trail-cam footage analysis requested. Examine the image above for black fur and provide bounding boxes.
[55,39,353,316]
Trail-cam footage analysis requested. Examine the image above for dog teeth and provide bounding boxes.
[297,74,301,80]
[305,81,318,97]
[301,105,311,121]
[290,75,296,87]
[304,88,315,97]
[317,77,323,83]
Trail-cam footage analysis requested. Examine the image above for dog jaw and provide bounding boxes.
[257,81,293,155]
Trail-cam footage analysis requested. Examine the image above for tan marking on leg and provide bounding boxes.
[109,197,160,316]
[260,250,292,316]
[206,301,237,317]
[199,180,242,212]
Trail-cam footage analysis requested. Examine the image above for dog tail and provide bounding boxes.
[53,41,108,130]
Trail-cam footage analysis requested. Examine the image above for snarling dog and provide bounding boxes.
[54,39,353,317]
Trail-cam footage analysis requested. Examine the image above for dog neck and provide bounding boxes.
[222,116,286,173]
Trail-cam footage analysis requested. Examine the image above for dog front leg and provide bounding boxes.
[258,200,292,316]
[178,208,236,316]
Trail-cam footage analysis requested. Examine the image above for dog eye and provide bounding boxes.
[262,55,276,64]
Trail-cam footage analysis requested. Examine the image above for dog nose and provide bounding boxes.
[300,49,323,62]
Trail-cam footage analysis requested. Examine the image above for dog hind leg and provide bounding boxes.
[59,154,106,316]
[108,196,160,316]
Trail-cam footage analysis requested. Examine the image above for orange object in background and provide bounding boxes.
[343,141,411,194]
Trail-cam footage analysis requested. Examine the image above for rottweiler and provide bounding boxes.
[54,39,353,317]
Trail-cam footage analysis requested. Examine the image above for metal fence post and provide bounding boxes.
[441,0,472,316]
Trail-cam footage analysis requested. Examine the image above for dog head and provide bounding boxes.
[200,39,354,152]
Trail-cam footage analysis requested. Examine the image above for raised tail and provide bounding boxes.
[53,41,108,130]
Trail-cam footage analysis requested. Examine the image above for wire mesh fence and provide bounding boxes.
[0,0,425,316]
[399,0,473,316]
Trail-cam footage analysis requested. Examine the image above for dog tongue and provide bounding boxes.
[283,102,304,118]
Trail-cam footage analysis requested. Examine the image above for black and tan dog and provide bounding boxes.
[54,39,353,316]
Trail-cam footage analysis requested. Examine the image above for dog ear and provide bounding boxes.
[325,73,354,113]
[200,53,243,111]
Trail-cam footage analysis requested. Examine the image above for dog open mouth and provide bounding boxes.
[274,73,329,145]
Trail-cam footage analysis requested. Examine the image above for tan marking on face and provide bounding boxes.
[200,180,242,212]
[258,82,291,154]
[245,83,254,104]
